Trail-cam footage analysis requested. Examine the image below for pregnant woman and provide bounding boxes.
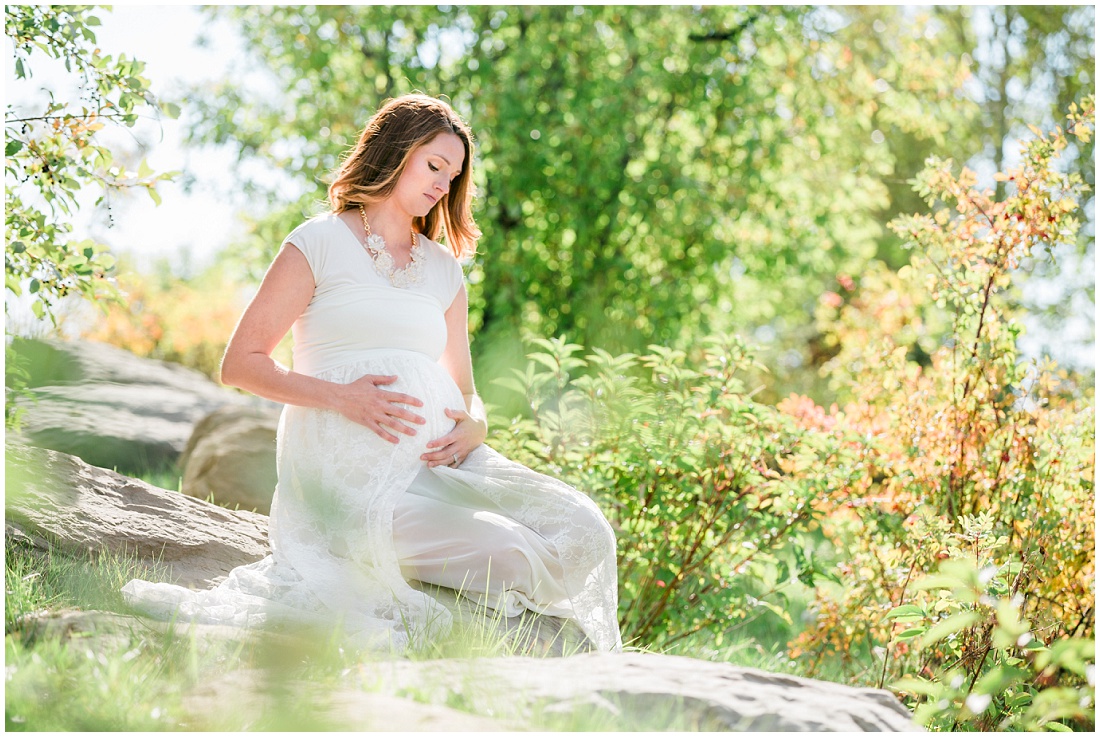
[122,94,622,654]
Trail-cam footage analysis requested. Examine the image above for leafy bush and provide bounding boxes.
[488,334,862,648]
[5,5,175,431]
[887,523,1094,731]
[5,5,175,321]
[785,102,1095,729]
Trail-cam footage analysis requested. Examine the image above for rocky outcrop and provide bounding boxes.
[366,651,920,731]
[179,405,281,513]
[5,442,268,588]
[7,337,269,473]
[151,638,925,731]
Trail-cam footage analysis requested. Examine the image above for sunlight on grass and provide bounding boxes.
[4,542,618,731]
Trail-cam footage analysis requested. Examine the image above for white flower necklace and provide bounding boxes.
[358,204,425,288]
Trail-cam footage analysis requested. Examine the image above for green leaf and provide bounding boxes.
[885,604,926,621]
[492,375,529,396]
[6,139,24,157]
[895,627,927,641]
[751,596,793,625]
[146,186,162,206]
[891,675,941,697]
[530,352,562,373]
[919,610,981,648]
[6,273,24,295]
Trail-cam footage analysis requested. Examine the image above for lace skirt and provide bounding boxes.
[122,350,622,653]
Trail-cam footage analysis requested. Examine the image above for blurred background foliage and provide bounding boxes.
[169,4,1093,405]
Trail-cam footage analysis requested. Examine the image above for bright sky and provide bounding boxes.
[89,4,257,273]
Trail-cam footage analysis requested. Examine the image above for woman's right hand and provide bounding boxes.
[337,373,425,443]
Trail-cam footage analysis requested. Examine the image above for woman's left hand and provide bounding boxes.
[422,407,487,468]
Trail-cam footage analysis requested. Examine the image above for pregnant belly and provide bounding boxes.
[271,349,464,567]
[296,348,466,458]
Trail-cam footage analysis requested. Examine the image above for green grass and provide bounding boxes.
[4,543,167,629]
[3,542,620,731]
[4,545,218,731]
[130,466,183,493]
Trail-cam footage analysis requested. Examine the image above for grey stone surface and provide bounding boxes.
[5,442,269,588]
[180,405,281,513]
[4,442,593,658]
[180,668,514,731]
[366,651,922,731]
[8,337,268,473]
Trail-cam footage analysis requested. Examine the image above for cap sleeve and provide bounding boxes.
[444,251,465,307]
[282,217,328,281]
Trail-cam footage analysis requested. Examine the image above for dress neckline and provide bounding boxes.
[332,212,425,277]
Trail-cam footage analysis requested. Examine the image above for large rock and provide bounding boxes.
[365,652,920,731]
[164,646,922,731]
[8,337,268,473]
[5,442,268,588]
[179,405,281,513]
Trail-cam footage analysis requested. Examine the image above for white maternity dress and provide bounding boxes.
[121,214,623,653]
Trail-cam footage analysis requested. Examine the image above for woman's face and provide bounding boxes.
[393,132,466,218]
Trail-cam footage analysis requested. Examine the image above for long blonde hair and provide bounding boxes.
[328,94,480,259]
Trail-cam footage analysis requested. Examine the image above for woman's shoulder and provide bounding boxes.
[420,234,465,275]
[418,234,465,304]
[285,211,345,244]
[419,233,457,261]
[282,212,351,277]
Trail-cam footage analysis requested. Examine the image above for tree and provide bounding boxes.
[184,5,972,387]
[5,4,176,323]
